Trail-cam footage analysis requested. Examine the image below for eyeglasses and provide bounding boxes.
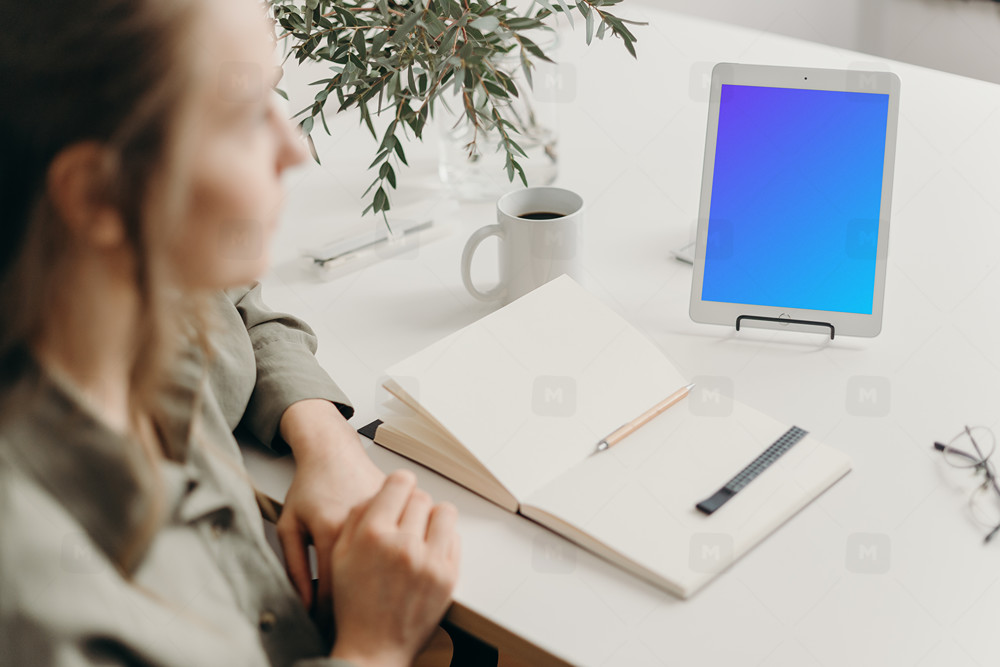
[934,425,1000,544]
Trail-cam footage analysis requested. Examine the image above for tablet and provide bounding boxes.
[689,63,900,338]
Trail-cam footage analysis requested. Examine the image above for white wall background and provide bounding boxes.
[635,0,1000,84]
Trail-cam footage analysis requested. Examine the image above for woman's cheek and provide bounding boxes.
[173,185,274,288]
[215,216,272,281]
[168,123,283,289]
[165,218,265,289]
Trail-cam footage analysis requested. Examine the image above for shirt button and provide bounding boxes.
[210,518,228,538]
[258,611,277,633]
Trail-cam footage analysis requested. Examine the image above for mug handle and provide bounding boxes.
[461,224,507,302]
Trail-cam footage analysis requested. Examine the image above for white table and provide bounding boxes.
[245,7,1000,666]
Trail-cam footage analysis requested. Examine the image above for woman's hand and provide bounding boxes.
[276,399,386,614]
[328,471,460,667]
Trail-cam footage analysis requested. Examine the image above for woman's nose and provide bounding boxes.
[273,95,309,172]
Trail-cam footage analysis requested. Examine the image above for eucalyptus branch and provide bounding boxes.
[268,0,645,221]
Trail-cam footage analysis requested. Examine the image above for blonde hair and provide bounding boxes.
[0,0,214,569]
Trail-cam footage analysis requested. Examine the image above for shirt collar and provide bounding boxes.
[1,345,206,574]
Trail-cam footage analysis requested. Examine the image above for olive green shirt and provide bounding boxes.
[0,284,356,666]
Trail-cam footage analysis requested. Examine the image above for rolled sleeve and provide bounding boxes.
[227,284,354,451]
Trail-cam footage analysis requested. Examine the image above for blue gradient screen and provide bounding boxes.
[701,84,890,314]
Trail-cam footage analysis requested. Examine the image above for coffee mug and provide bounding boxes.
[461,186,584,305]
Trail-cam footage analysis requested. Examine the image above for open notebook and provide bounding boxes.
[364,276,851,598]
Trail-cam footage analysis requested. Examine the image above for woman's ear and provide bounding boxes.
[46,142,126,248]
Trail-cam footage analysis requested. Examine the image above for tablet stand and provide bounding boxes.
[735,315,835,340]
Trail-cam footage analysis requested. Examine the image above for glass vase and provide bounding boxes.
[437,36,560,201]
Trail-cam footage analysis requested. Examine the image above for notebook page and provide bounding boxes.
[522,399,851,597]
[385,276,689,502]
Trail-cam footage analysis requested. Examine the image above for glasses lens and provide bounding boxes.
[943,426,996,469]
[970,479,1000,530]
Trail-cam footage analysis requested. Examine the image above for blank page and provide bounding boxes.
[522,398,851,598]
[385,276,689,502]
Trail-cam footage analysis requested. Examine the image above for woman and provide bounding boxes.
[0,0,460,665]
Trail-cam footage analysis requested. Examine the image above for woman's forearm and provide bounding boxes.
[278,398,367,463]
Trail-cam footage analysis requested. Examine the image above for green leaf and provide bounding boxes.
[374,187,389,212]
[513,159,527,186]
[383,163,397,189]
[359,102,376,138]
[470,15,500,33]
[496,70,518,95]
[423,14,448,35]
[393,140,408,166]
[319,105,331,134]
[617,17,651,27]
[379,121,397,151]
[353,28,367,61]
[407,66,417,95]
[368,148,391,170]
[306,133,320,164]
[556,0,575,28]
[439,25,459,54]
[507,138,528,159]
[394,9,422,43]
[304,0,314,32]
[505,17,543,30]
[520,50,534,88]
[482,79,507,97]
[622,34,636,58]
[519,36,555,63]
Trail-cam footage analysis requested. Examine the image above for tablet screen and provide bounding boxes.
[701,84,890,315]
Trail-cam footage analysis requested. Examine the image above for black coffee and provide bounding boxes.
[518,211,563,220]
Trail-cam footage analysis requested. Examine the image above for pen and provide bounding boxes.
[593,383,696,455]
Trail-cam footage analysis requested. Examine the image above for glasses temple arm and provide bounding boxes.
[934,442,982,463]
